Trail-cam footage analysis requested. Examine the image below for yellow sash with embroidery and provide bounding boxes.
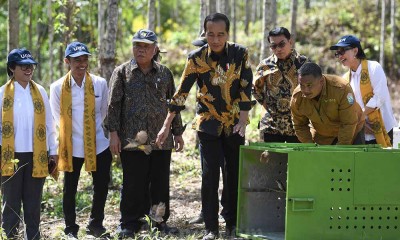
[1,79,48,177]
[58,71,96,172]
[348,60,391,147]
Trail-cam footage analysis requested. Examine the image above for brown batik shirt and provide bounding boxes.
[253,50,308,137]
[168,42,253,136]
[107,59,184,150]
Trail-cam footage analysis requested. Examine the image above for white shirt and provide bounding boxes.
[50,74,109,158]
[346,60,397,141]
[0,81,58,154]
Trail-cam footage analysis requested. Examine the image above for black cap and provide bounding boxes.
[65,42,91,58]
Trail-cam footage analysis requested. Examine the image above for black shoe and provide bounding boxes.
[116,226,135,239]
[86,225,110,238]
[155,222,179,234]
[188,212,204,224]
[202,230,219,240]
[224,225,236,238]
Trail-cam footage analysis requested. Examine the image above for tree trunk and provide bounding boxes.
[261,0,271,60]
[290,0,298,47]
[8,0,19,52]
[251,0,257,23]
[305,0,311,10]
[209,0,216,13]
[231,0,236,42]
[147,0,156,31]
[244,0,250,34]
[390,0,396,76]
[271,0,277,27]
[48,0,54,83]
[379,0,386,67]
[200,0,207,33]
[98,0,107,71]
[28,0,33,50]
[100,0,119,83]
[157,0,161,33]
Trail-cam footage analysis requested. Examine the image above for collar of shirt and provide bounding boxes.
[14,80,30,91]
[70,74,86,87]
[207,42,229,59]
[351,63,362,79]
[129,59,161,73]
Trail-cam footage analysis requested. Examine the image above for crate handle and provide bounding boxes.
[290,198,315,211]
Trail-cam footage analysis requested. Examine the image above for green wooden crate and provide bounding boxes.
[237,143,400,240]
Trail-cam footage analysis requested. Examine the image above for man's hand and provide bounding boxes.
[155,125,170,149]
[110,131,121,157]
[174,135,184,152]
[233,110,249,137]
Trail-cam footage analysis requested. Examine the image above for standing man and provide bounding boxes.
[253,27,308,142]
[156,13,253,240]
[107,29,185,239]
[290,62,365,145]
[49,42,112,238]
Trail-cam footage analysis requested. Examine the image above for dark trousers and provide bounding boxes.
[198,131,245,232]
[1,152,45,240]
[63,148,112,234]
[263,132,300,143]
[119,150,171,231]
[365,129,394,145]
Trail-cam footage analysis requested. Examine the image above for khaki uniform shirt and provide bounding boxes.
[290,74,365,145]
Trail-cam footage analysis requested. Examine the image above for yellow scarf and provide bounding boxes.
[1,79,48,177]
[348,60,391,147]
[58,71,96,172]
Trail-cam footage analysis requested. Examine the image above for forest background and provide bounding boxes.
[1,0,400,239]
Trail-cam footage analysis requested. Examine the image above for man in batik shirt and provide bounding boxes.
[156,13,253,240]
[253,27,308,142]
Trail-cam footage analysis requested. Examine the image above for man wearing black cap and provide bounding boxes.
[156,13,253,240]
[49,42,112,238]
[1,48,58,240]
[107,29,185,238]
[253,27,308,143]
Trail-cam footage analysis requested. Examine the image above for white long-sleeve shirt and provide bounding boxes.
[0,81,58,154]
[49,73,109,158]
[347,60,397,141]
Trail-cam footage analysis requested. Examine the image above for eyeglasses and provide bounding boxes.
[270,40,287,50]
[334,47,354,58]
[17,64,36,71]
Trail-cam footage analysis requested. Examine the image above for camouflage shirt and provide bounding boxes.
[253,50,308,137]
[107,59,184,150]
[168,42,253,136]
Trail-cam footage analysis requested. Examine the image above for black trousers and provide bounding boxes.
[198,131,245,232]
[63,148,112,234]
[365,129,394,145]
[263,132,300,143]
[1,152,45,240]
[119,150,171,231]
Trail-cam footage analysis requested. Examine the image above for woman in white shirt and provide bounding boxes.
[330,35,397,147]
[0,48,58,240]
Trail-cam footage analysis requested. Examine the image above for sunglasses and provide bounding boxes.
[17,64,37,71]
[270,40,287,50]
[334,47,354,58]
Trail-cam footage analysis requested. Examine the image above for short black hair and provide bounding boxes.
[204,13,230,33]
[7,62,16,77]
[298,62,322,79]
[267,27,291,43]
